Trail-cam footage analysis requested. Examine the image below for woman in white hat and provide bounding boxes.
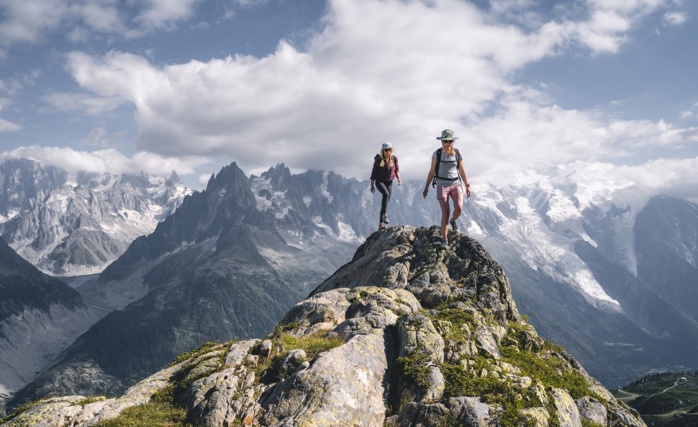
[422,129,471,247]
[370,142,402,229]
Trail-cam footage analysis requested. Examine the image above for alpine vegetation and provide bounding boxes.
[2,226,646,427]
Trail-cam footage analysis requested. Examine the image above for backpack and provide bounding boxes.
[375,154,396,168]
[432,148,462,188]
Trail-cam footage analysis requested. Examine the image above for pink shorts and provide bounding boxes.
[436,184,462,201]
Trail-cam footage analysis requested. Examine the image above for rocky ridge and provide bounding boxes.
[1,226,645,426]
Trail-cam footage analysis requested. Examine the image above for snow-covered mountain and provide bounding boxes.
[0,159,191,276]
[6,161,697,409]
[454,172,698,388]
[8,163,364,407]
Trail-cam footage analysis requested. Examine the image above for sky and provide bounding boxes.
[1,0,697,200]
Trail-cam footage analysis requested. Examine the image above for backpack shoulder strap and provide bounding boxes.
[432,148,442,188]
[455,148,462,164]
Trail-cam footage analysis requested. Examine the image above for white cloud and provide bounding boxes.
[0,0,68,46]
[0,0,198,51]
[570,0,665,53]
[663,11,687,26]
[0,117,22,132]
[135,0,198,31]
[233,0,271,8]
[79,127,120,147]
[51,0,695,197]
[42,92,126,115]
[0,145,210,177]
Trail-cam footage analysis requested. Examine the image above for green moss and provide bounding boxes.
[252,332,343,384]
[0,399,52,424]
[396,351,433,388]
[501,346,590,399]
[93,401,192,427]
[77,396,107,406]
[279,333,344,357]
[156,341,230,408]
[167,341,229,367]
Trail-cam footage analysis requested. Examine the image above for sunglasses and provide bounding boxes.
[442,140,453,143]
[384,148,393,151]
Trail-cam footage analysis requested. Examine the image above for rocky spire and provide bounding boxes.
[2,226,646,427]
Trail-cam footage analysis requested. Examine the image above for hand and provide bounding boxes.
[398,180,402,186]
[422,188,428,198]
[370,185,375,194]
[466,186,471,198]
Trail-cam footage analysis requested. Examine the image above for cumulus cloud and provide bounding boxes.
[663,11,687,26]
[14,0,694,197]
[0,145,210,177]
[135,0,198,31]
[0,0,68,46]
[0,0,198,50]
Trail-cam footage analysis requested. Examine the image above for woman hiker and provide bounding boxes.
[370,142,402,229]
[422,129,471,247]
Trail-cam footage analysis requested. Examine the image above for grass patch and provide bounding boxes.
[396,351,433,388]
[278,333,343,357]
[167,341,228,367]
[252,332,344,384]
[500,345,590,400]
[77,396,107,406]
[94,401,192,427]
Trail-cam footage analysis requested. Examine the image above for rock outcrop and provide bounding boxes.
[1,226,646,426]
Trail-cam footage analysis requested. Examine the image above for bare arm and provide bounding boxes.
[459,162,471,198]
[423,158,437,198]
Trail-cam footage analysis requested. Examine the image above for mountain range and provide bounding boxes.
[1,226,647,427]
[1,159,697,413]
[0,158,190,276]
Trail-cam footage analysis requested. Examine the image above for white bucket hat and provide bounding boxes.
[382,142,393,150]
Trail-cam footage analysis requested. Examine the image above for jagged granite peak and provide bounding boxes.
[165,170,180,187]
[2,226,646,427]
[0,159,191,276]
[0,159,67,218]
[98,162,258,283]
[260,163,293,188]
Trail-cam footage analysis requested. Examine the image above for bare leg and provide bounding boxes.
[438,198,450,240]
[450,188,463,222]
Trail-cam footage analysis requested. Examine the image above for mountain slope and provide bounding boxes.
[614,372,698,426]
[0,238,100,412]
[6,163,362,407]
[1,226,646,427]
[634,196,698,323]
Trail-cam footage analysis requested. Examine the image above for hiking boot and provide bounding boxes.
[438,238,448,248]
[450,218,458,233]
[379,222,386,230]
[382,215,389,224]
